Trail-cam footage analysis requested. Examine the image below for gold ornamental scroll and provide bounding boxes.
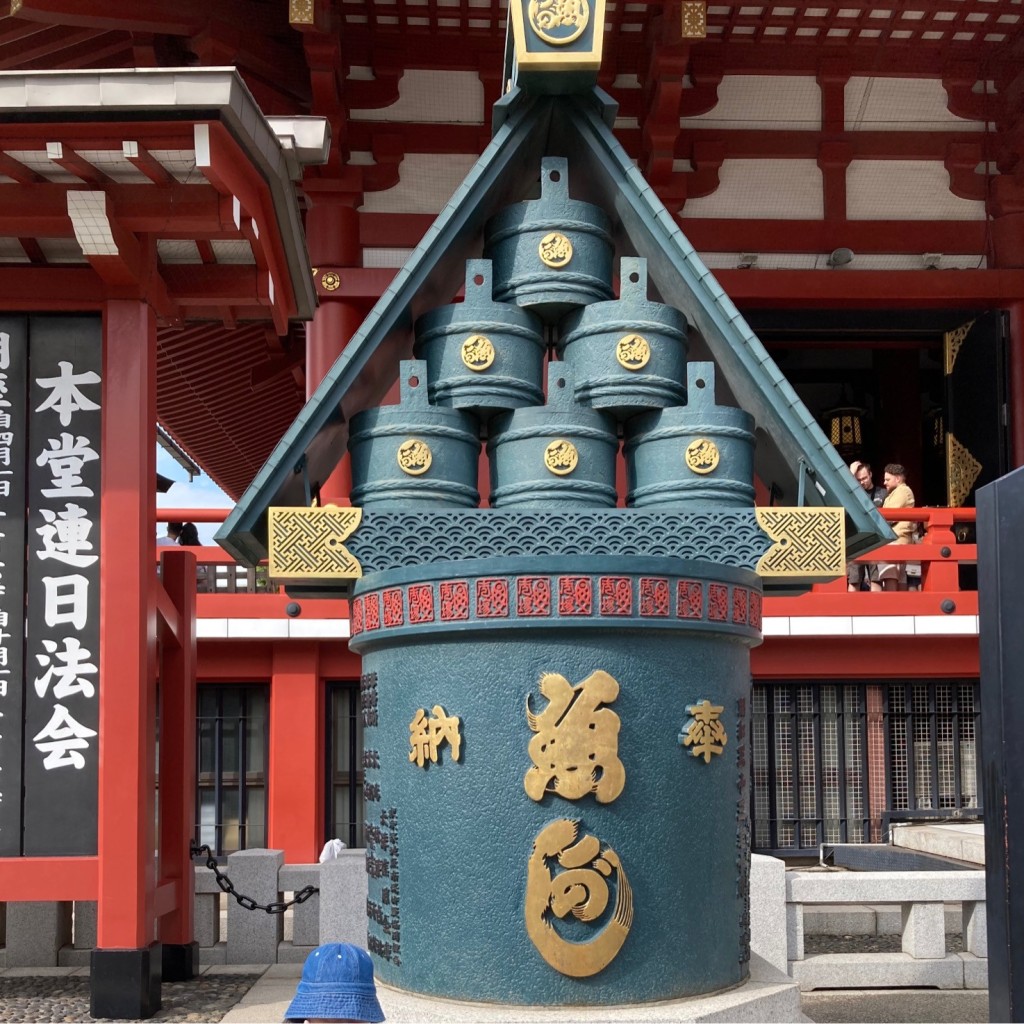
[755,507,845,580]
[509,0,607,75]
[267,506,363,582]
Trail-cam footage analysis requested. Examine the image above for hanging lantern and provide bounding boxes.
[825,404,864,461]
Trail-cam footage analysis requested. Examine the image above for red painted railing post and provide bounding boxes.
[922,508,960,593]
[157,548,198,979]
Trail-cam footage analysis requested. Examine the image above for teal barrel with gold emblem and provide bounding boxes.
[624,362,756,509]
[348,550,761,1005]
[557,257,688,420]
[349,360,481,509]
[487,364,618,508]
[413,260,546,417]
[483,156,614,324]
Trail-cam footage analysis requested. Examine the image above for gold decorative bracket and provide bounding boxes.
[755,507,845,580]
[944,319,975,376]
[946,432,982,507]
[509,0,607,75]
[267,506,363,582]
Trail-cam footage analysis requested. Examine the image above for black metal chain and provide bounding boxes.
[190,841,319,914]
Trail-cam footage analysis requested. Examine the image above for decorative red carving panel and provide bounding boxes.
[708,583,729,622]
[677,580,703,619]
[517,576,552,616]
[749,591,763,630]
[732,587,748,625]
[351,596,364,635]
[558,576,593,616]
[599,577,632,616]
[440,580,470,621]
[408,584,435,623]
[364,592,381,631]
[476,578,510,617]
[383,588,404,627]
[640,577,670,617]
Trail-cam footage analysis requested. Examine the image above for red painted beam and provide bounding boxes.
[0,857,98,901]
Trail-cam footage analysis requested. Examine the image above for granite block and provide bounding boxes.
[276,940,315,965]
[803,906,876,936]
[962,901,987,958]
[57,946,90,967]
[750,854,787,974]
[318,851,368,946]
[195,892,221,948]
[225,849,284,965]
[73,901,96,950]
[958,952,988,989]
[279,864,320,947]
[789,952,965,991]
[199,941,228,965]
[786,901,804,962]
[901,902,946,958]
[786,870,985,904]
[4,902,72,967]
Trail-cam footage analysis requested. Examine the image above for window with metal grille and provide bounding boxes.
[195,685,268,856]
[752,683,870,855]
[326,682,365,849]
[885,680,980,827]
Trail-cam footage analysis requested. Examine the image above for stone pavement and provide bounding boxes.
[0,965,991,1023]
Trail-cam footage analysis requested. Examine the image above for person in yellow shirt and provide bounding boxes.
[878,463,915,592]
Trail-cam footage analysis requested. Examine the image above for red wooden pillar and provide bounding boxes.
[305,189,364,505]
[865,685,886,843]
[92,299,161,1018]
[157,547,198,980]
[268,642,324,863]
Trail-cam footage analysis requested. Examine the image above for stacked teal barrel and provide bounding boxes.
[346,156,760,1006]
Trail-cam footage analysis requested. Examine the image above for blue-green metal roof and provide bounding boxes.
[217,87,891,569]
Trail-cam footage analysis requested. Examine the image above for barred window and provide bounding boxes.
[195,685,268,856]
[327,682,365,849]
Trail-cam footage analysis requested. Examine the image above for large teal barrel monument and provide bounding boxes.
[343,165,760,1005]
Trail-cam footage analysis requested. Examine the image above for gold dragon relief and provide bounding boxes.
[525,818,633,977]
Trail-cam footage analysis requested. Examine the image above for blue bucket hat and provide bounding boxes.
[284,943,385,1023]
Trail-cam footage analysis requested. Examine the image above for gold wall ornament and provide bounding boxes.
[320,270,341,291]
[680,700,727,763]
[755,507,846,579]
[538,232,573,268]
[267,505,363,581]
[685,438,720,474]
[946,431,983,507]
[543,439,579,476]
[524,670,625,803]
[397,438,432,476]
[525,819,633,977]
[528,0,590,46]
[681,1,708,39]
[461,333,496,371]
[615,333,651,371]
[408,705,462,767]
[289,0,315,25]
[944,319,975,376]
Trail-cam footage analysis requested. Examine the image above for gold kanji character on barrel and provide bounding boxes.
[409,705,462,767]
[524,670,625,802]
[680,699,728,763]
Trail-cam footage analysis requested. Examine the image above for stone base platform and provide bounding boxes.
[890,822,985,866]
[373,954,806,1023]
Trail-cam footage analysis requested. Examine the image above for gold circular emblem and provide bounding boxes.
[397,439,432,476]
[615,333,651,371]
[685,438,720,475]
[538,232,573,269]
[321,271,341,291]
[544,439,579,476]
[461,334,495,372]
[528,0,590,46]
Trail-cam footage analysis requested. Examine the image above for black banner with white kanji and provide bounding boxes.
[23,317,102,856]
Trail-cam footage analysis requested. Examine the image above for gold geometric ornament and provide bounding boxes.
[755,507,845,579]
[525,819,633,977]
[289,0,315,25]
[681,1,707,39]
[268,506,363,581]
[946,432,982,508]
[944,319,974,376]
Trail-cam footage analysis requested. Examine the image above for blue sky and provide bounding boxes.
[155,446,231,546]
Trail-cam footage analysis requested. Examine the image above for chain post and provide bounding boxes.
[190,840,320,914]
